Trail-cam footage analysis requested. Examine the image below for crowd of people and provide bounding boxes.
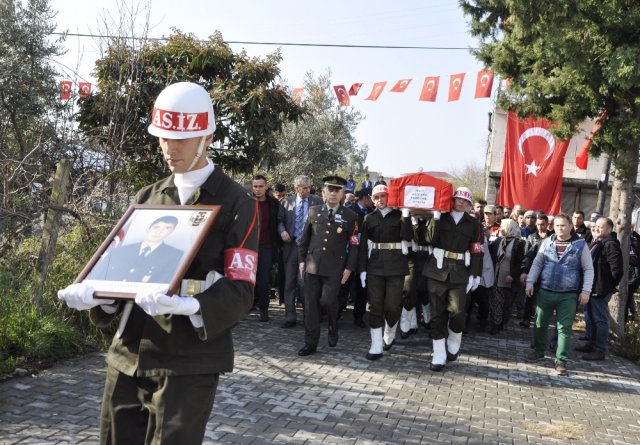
[252,174,639,377]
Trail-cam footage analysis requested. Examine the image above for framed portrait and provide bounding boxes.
[75,204,220,300]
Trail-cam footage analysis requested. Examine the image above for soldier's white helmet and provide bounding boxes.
[148,82,216,139]
[372,184,389,197]
[452,186,473,203]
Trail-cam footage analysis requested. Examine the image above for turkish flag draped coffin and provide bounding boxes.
[388,173,453,212]
[498,112,570,215]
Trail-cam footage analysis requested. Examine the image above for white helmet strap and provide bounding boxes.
[187,136,207,172]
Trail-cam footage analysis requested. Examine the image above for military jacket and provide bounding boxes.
[423,211,483,284]
[298,204,359,277]
[358,209,413,276]
[90,167,258,377]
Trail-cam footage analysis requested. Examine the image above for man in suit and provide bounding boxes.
[277,175,323,328]
[89,215,184,283]
[360,173,373,196]
[252,174,281,322]
[297,176,359,355]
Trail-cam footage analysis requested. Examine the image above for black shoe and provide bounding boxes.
[578,335,589,341]
[519,320,530,328]
[446,351,459,362]
[409,328,418,335]
[574,344,594,353]
[259,312,269,322]
[488,324,501,335]
[354,319,366,328]
[399,330,410,339]
[297,344,317,356]
[383,339,395,351]
[328,328,339,347]
[366,352,383,361]
[281,321,296,329]
[430,363,445,372]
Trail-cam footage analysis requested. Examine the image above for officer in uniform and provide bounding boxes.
[359,184,413,360]
[297,176,359,356]
[58,82,259,444]
[423,186,483,371]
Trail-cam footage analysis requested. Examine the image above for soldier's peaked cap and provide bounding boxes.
[323,175,347,189]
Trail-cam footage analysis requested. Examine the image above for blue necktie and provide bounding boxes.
[295,199,306,240]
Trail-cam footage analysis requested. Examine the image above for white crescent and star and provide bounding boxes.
[480,74,490,87]
[338,88,346,97]
[452,78,461,90]
[398,80,409,90]
[426,80,435,91]
[518,127,556,176]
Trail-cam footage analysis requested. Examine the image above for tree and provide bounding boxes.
[0,0,66,253]
[461,0,640,338]
[269,71,368,189]
[450,161,485,200]
[76,30,303,192]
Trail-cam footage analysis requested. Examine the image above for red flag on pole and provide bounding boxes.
[390,78,412,93]
[576,117,604,170]
[293,87,304,103]
[448,73,465,102]
[348,83,363,96]
[419,76,440,102]
[60,80,72,100]
[474,70,494,98]
[79,82,92,99]
[333,85,350,106]
[498,112,570,214]
[365,82,387,101]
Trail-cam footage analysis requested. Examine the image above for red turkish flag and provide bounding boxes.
[448,73,465,102]
[349,83,363,96]
[498,112,570,214]
[293,87,304,103]
[60,80,72,100]
[333,85,350,106]
[576,117,604,170]
[390,78,412,93]
[419,76,440,102]
[365,81,387,101]
[475,70,494,98]
[79,82,92,99]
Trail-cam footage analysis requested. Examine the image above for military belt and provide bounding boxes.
[180,279,207,297]
[444,251,465,260]
[372,242,402,250]
[413,245,429,252]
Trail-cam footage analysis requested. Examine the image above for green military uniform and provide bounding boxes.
[298,203,358,348]
[90,167,258,444]
[422,211,483,338]
[358,209,413,329]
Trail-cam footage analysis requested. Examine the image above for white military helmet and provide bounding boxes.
[148,82,216,139]
[453,186,473,203]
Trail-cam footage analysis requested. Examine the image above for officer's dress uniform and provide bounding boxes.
[89,166,258,445]
[359,208,413,355]
[298,204,358,349]
[423,210,483,369]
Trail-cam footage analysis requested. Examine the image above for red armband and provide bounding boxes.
[350,235,359,246]
[224,248,258,285]
[470,242,484,254]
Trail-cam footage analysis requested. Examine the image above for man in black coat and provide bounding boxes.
[575,216,622,360]
[297,176,359,356]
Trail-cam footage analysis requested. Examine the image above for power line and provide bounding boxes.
[52,32,475,51]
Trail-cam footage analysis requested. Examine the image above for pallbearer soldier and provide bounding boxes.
[360,184,413,360]
[297,176,359,356]
[423,186,483,371]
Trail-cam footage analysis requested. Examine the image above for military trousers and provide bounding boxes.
[99,365,219,445]
[303,273,341,346]
[367,274,405,329]
[427,278,467,339]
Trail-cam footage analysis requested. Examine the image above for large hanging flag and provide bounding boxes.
[333,85,350,106]
[365,81,387,101]
[79,82,92,99]
[349,83,363,96]
[60,80,72,100]
[575,116,604,170]
[475,70,494,98]
[419,76,440,102]
[448,73,465,102]
[498,111,570,214]
[390,78,412,93]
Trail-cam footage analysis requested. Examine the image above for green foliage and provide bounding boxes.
[0,222,114,376]
[618,320,640,364]
[460,0,640,178]
[269,71,368,189]
[76,30,304,185]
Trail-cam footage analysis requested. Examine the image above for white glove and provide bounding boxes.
[360,271,367,288]
[58,282,115,311]
[401,239,410,255]
[135,287,200,316]
[466,275,481,293]
[401,208,411,218]
[432,211,441,220]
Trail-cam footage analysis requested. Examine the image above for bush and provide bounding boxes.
[619,321,640,364]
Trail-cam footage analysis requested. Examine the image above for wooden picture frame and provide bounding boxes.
[75,204,220,300]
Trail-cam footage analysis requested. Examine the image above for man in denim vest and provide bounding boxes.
[525,213,594,376]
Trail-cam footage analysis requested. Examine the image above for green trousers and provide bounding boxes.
[533,288,578,363]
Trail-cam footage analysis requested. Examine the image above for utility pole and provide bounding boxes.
[595,155,610,215]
